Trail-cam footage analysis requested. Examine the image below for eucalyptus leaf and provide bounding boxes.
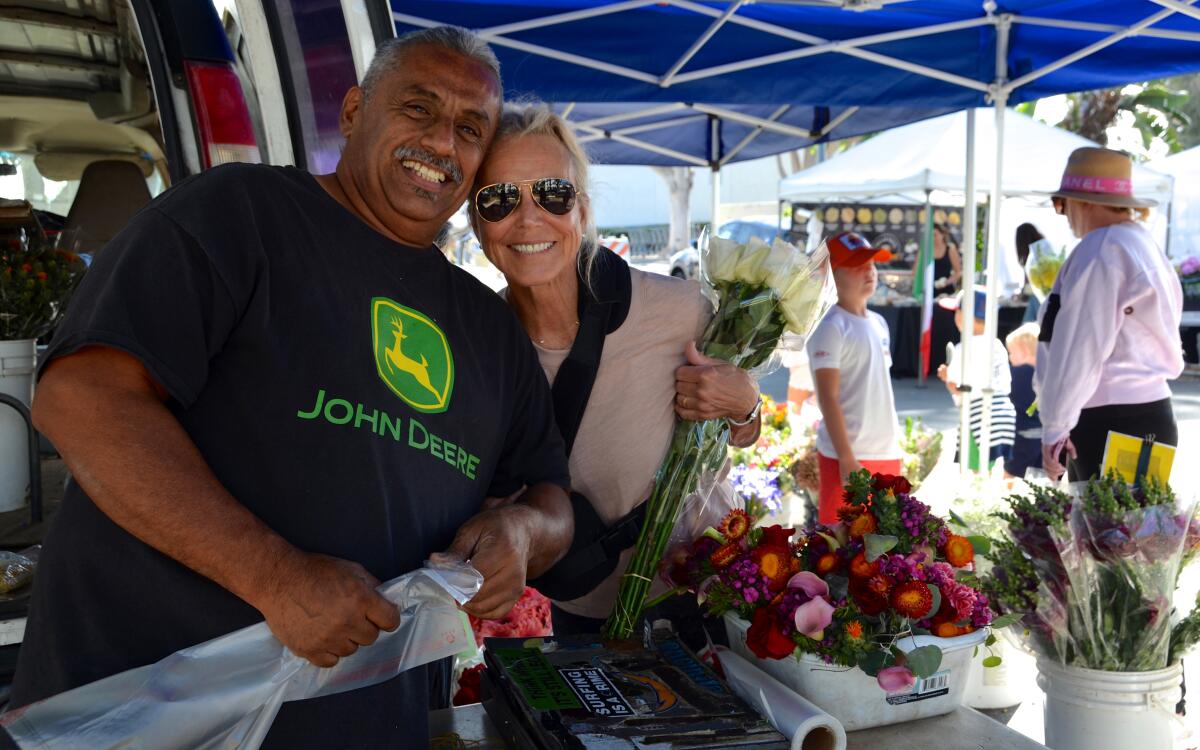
[986,634,997,647]
[990,613,1022,629]
[948,509,969,529]
[966,535,992,555]
[858,650,887,677]
[864,533,899,562]
[816,531,842,551]
[905,645,943,678]
[926,584,942,618]
[982,655,1003,668]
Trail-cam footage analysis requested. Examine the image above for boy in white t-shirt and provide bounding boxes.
[807,233,902,524]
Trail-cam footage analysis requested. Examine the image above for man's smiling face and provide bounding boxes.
[339,44,501,245]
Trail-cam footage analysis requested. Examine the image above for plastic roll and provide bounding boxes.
[716,647,847,750]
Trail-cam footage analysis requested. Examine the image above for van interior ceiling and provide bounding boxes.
[1,0,165,252]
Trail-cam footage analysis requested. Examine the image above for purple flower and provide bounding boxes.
[729,464,783,513]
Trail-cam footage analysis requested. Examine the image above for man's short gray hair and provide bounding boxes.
[361,26,502,102]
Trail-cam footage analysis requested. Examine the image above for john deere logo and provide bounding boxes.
[372,297,454,413]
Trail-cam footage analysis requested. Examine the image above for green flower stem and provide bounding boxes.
[603,281,789,639]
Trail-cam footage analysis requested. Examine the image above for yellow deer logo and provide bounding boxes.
[372,297,454,413]
[383,318,440,400]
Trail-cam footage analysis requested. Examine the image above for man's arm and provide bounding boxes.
[813,367,862,479]
[440,482,572,620]
[33,346,399,667]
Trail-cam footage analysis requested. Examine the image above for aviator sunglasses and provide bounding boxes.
[473,178,577,223]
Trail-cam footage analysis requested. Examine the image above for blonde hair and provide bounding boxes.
[1006,322,1040,358]
[473,101,599,291]
[1099,203,1152,222]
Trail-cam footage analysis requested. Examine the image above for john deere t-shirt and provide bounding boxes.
[9,164,568,747]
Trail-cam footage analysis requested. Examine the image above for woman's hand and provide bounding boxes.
[674,341,759,422]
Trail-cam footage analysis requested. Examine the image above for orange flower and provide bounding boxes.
[845,620,864,640]
[35,271,47,281]
[711,542,741,569]
[848,552,879,579]
[718,509,753,541]
[836,506,862,524]
[890,581,934,619]
[848,512,878,539]
[933,622,971,638]
[814,552,839,576]
[943,535,975,568]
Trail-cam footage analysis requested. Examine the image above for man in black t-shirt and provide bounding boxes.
[8,27,573,747]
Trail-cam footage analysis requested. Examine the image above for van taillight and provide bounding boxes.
[183,60,261,168]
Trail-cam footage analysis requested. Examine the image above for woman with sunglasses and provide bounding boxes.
[469,103,762,641]
[1035,147,1183,481]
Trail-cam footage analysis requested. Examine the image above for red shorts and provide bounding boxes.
[817,453,903,525]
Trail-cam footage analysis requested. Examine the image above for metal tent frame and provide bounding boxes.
[394,0,1200,471]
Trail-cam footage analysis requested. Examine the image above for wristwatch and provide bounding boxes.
[728,397,763,427]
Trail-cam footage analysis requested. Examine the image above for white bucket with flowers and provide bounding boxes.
[663,470,1012,731]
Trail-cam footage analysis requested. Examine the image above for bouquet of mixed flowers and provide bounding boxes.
[666,471,1004,693]
[1175,255,1200,297]
[981,472,1200,671]
[1,231,86,340]
[728,396,817,515]
[604,234,837,639]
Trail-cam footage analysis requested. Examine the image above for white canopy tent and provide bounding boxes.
[780,107,1175,474]
[779,108,1174,205]
[1155,145,1200,258]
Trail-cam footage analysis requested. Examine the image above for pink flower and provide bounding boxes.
[877,665,916,693]
[786,570,829,598]
[944,581,978,621]
[794,596,835,639]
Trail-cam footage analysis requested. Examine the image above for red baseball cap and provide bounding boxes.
[827,232,892,269]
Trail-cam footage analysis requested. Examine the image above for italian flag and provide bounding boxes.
[912,205,935,380]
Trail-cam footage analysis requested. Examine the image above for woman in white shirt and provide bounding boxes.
[1035,147,1184,481]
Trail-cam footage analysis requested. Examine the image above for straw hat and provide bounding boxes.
[1049,147,1156,208]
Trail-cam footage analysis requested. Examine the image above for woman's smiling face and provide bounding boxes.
[472,133,585,291]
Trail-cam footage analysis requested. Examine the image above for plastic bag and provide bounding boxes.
[0,552,35,594]
[0,560,481,750]
[1023,238,1065,302]
[1045,484,1198,671]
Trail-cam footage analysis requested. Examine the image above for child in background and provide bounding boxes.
[936,290,1016,471]
[1004,323,1043,479]
[807,232,902,524]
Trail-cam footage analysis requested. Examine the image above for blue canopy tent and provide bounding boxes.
[392,0,1200,469]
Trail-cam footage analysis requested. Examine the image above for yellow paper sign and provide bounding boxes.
[1101,431,1175,484]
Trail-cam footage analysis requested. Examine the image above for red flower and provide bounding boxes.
[453,664,485,706]
[35,271,47,281]
[746,526,797,592]
[850,574,893,615]
[871,473,912,495]
[759,525,795,548]
[20,263,32,274]
[711,542,741,569]
[745,607,796,660]
[890,581,934,619]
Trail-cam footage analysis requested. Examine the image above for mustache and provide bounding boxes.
[393,147,462,185]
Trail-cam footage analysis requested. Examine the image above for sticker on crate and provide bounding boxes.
[558,667,635,717]
[886,671,950,705]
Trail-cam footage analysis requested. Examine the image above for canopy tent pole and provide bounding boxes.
[960,108,978,477]
[979,16,1012,471]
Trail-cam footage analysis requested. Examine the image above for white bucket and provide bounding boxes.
[1037,659,1182,750]
[964,627,1036,709]
[0,339,36,512]
[725,613,986,731]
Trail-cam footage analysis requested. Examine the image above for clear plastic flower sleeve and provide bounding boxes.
[0,560,482,750]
